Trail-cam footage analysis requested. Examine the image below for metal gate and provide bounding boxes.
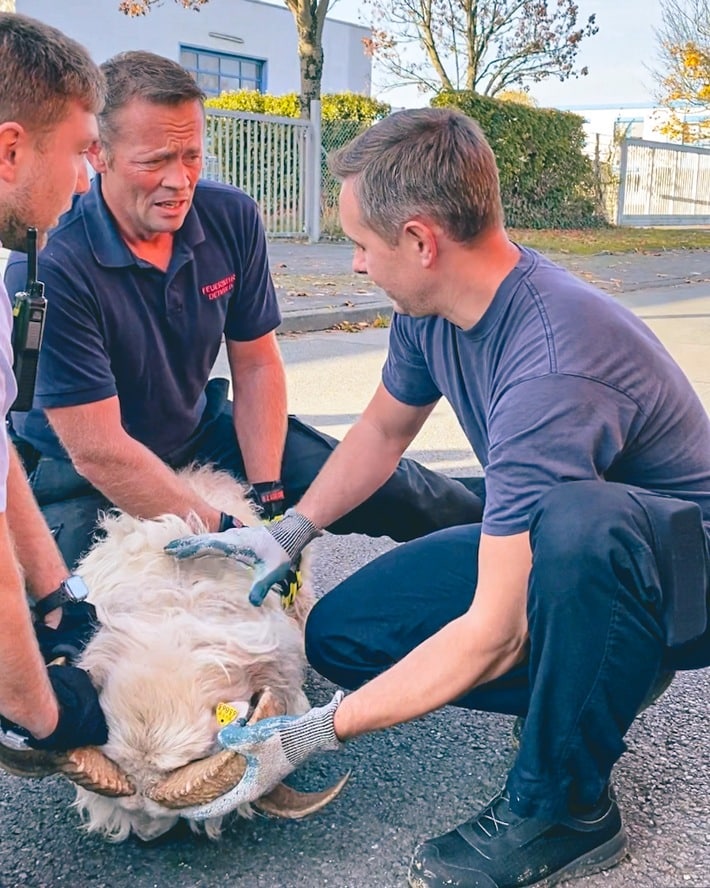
[617,138,710,226]
[205,108,320,239]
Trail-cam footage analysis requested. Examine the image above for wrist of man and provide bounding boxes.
[251,480,286,520]
[267,508,321,560]
[280,691,344,767]
[33,575,90,624]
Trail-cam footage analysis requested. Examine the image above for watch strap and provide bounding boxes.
[33,587,73,622]
[32,575,89,622]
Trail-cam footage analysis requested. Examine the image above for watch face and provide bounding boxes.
[63,575,90,602]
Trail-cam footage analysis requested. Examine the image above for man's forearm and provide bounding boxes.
[333,612,527,742]
[74,435,222,531]
[6,445,67,599]
[296,414,405,530]
[0,515,58,737]
[233,364,287,484]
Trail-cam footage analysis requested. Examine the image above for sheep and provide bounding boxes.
[0,465,346,842]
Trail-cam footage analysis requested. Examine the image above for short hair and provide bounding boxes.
[0,12,104,133]
[99,51,205,148]
[328,107,504,245]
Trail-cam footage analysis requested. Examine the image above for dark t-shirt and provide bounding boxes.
[4,178,280,462]
[383,247,710,536]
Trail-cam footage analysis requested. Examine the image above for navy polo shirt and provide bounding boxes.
[4,178,281,463]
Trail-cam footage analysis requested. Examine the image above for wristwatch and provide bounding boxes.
[33,575,90,622]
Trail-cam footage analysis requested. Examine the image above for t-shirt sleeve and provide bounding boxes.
[223,196,281,342]
[31,259,117,409]
[382,314,441,406]
[0,279,17,511]
[482,374,639,535]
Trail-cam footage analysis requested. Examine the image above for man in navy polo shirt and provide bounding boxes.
[5,50,483,568]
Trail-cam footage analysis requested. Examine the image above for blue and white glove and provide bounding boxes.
[164,509,320,606]
[180,691,344,820]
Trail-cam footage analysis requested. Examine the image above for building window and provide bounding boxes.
[180,46,265,96]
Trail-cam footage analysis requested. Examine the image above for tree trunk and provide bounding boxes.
[297,38,324,118]
[286,0,329,119]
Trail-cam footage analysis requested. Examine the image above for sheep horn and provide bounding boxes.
[254,771,351,819]
[149,686,349,817]
[146,686,286,809]
[0,742,135,797]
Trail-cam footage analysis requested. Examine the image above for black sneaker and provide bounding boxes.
[407,786,628,888]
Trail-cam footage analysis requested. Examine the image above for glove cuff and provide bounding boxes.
[280,690,344,767]
[268,509,321,560]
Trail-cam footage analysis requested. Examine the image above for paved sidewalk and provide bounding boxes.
[269,241,710,333]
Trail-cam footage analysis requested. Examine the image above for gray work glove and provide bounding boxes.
[164,509,320,606]
[179,691,344,821]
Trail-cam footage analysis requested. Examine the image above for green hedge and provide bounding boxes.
[432,91,607,228]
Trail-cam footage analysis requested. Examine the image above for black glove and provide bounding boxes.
[0,665,108,751]
[251,480,286,521]
[33,600,100,666]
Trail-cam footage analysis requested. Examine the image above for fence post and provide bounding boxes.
[306,99,322,243]
[616,139,629,226]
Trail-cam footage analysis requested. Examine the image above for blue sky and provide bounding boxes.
[329,0,664,111]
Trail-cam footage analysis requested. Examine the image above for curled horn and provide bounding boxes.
[0,743,135,798]
[254,771,351,819]
[146,686,286,809]
[149,687,349,817]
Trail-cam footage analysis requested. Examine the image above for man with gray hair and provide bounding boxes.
[168,107,710,888]
[0,13,108,753]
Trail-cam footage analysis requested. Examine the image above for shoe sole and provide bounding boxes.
[407,826,629,888]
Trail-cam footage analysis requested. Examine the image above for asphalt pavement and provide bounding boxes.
[0,244,709,888]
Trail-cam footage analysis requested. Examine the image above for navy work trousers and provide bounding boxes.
[305,480,710,820]
[23,377,483,568]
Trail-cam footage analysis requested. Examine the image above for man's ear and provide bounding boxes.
[402,219,438,268]
[88,140,109,174]
[0,121,26,184]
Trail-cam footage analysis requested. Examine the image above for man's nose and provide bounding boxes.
[75,159,91,195]
[161,159,193,189]
[352,250,367,275]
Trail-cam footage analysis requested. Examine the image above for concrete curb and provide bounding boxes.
[277,301,392,334]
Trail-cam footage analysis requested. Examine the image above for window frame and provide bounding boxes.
[179,44,268,96]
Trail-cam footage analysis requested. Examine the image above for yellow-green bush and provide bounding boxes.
[205,90,390,122]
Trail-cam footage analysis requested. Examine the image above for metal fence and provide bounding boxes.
[205,108,314,239]
[617,138,710,226]
[204,106,375,240]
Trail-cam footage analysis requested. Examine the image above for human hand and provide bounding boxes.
[0,665,108,752]
[164,510,320,606]
[164,524,292,605]
[33,601,100,665]
[180,691,344,820]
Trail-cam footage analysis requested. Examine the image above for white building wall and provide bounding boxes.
[17,0,371,96]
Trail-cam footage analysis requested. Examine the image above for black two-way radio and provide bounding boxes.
[11,228,46,412]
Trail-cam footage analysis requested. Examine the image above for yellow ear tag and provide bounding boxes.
[216,700,250,727]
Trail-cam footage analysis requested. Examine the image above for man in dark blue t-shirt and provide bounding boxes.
[4,51,482,568]
[166,109,710,888]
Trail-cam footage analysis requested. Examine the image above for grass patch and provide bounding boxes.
[510,228,710,255]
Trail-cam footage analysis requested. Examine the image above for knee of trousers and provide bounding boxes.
[529,481,652,568]
[304,593,373,689]
[304,595,346,681]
